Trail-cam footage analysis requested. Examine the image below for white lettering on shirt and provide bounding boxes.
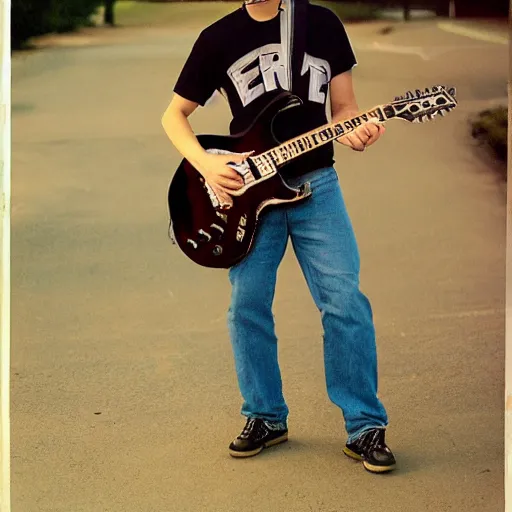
[227,45,331,107]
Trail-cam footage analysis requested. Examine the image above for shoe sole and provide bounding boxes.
[229,433,289,458]
[343,447,396,473]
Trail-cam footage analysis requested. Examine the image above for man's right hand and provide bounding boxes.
[161,94,252,207]
[195,151,252,207]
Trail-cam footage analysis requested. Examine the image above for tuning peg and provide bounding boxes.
[448,87,456,96]
[415,89,422,98]
[438,110,445,117]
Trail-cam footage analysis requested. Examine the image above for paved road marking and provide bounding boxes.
[438,22,508,45]
[377,308,504,327]
[426,308,504,320]
[355,41,431,60]
[353,40,501,61]
[372,41,431,60]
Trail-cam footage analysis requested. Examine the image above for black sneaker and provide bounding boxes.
[228,417,288,458]
[343,428,396,473]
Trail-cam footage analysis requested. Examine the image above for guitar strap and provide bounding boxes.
[279,0,308,93]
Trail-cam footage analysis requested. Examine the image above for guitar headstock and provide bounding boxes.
[388,85,457,123]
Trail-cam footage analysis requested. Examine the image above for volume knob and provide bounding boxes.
[212,245,223,256]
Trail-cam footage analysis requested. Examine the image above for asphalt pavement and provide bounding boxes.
[10,10,507,512]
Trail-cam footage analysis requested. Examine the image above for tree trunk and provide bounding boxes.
[403,0,411,21]
[435,0,449,16]
[104,0,115,26]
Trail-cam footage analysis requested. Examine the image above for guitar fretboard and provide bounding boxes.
[251,106,388,176]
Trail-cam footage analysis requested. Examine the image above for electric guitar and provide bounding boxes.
[167,85,457,269]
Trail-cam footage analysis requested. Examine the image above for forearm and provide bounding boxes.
[331,103,359,124]
[161,109,207,168]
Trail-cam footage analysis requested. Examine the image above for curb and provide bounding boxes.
[437,21,508,45]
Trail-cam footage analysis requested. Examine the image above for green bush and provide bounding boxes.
[471,106,508,163]
[12,0,103,49]
[46,0,103,32]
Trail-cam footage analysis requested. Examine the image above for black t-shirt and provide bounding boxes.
[173,3,357,177]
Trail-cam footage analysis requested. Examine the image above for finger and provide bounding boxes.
[365,135,379,147]
[346,133,366,151]
[365,123,385,147]
[340,134,359,150]
[355,125,372,140]
[221,168,245,184]
[365,123,379,136]
[220,166,243,178]
[226,151,254,163]
[219,178,244,190]
[212,186,234,206]
[239,150,254,160]
[357,124,375,142]
[364,126,379,147]
[338,135,356,149]
[367,118,384,130]
[365,119,385,134]
[219,192,233,204]
[220,167,244,184]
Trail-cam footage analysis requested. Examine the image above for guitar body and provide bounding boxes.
[167,92,312,269]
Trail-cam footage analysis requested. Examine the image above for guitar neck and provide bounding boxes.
[252,103,397,171]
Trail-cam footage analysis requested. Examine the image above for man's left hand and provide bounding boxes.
[336,120,386,152]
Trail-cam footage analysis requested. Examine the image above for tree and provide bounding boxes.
[403,0,411,21]
[12,0,103,49]
[104,0,115,25]
[436,0,449,16]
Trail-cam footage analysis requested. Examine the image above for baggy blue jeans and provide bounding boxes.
[227,166,388,443]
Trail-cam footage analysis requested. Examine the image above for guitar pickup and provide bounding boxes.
[198,229,212,242]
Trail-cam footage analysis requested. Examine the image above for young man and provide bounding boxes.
[161,0,396,473]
